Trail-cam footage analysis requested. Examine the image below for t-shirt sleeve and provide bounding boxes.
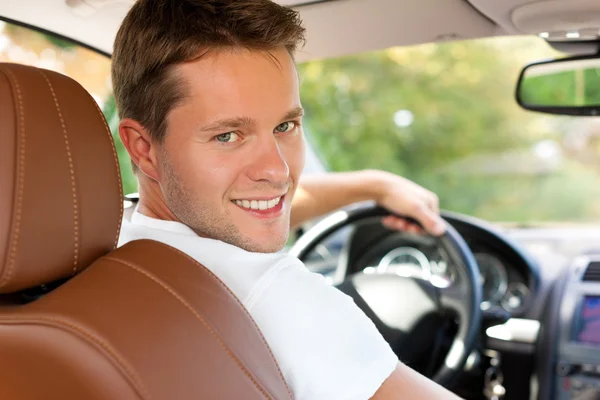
[247,261,398,400]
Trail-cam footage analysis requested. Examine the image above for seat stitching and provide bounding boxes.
[0,67,25,288]
[104,255,273,400]
[136,242,293,398]
[87,94,123,249]
[0,316,149,400]
[40,71,79,274]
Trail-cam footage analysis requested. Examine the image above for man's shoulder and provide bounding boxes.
[118,217,301,307]
[246,256,399,400]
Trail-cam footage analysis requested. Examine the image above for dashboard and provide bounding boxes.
[303,211,540,318]
[353,237,530,313]
[300,209,600,399]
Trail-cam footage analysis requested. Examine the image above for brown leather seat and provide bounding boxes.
[0,63,292,400]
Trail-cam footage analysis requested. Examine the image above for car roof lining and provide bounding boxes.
[0,0,498,60]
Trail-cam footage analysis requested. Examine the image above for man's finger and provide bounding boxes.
[382,216,408,231]
[425,212,446,236]
[413,206,445,236]
[427,194,440,214]
[405,223,424,235]
[382,215,428,235]
[382,207,445,237]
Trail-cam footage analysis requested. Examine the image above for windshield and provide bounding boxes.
[4,20,600,225]
[298,36,600,225]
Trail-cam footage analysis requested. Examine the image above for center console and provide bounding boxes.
[555,257,600,400]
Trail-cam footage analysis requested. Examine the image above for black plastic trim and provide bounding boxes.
[441,210,542,315]
[535,266,571,400]
[293,0,343,7]
[515,52,600,116]
[487,338,536,355]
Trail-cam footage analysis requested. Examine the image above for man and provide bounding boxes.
[115,0,459,398]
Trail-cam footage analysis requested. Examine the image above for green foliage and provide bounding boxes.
[521,68,600,107]
[584,68,600,105]
[298,37,600,223]
[521,71,577,106]
[4,23,76,50]
[43,34,76,50]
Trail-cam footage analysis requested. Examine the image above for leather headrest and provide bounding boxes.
[0,63,123,293]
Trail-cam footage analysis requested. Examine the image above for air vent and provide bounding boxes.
[583,261,600,282]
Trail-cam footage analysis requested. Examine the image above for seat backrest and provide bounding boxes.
[0,63,292,400]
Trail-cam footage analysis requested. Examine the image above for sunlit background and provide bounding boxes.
[4,20,600,224]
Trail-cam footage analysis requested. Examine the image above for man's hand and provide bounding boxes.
[374,171,445,236]
[291,170,446,236]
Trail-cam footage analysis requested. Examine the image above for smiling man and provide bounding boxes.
[115,0,458,398]
[127,47,306,253]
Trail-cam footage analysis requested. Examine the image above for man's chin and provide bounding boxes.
[190,207,291,252]
[237,236,288,254]
[231,217,290,253]
[230,227,289,253]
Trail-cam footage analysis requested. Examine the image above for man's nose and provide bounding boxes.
[247,135,290,184]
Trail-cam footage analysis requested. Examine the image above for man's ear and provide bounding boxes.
[118,118,160,181]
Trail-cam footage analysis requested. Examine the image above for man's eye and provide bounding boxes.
[274,121,296,133]
[215,132,240,143]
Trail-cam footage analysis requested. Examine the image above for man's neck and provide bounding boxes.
[136,179,179,222]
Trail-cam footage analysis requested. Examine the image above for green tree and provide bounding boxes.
[298,37,600,222]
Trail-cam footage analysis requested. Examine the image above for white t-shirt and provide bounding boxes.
[118,210,398,400]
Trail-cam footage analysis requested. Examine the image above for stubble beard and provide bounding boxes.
[159,154,289,253]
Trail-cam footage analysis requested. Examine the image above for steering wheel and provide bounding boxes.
[289,205,482,388]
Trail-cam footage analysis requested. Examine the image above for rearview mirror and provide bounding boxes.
[516,55,600,116]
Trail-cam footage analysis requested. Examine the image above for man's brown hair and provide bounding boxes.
[112,0,306,170]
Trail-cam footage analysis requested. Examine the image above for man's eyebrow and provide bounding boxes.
[200,116,255,132]
[283,107,305,121]
[199,107,304,133]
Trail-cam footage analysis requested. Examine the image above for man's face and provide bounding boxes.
[157,47,305,253]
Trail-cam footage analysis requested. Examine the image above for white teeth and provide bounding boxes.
[269,197,281,208]
[233,196,282,210]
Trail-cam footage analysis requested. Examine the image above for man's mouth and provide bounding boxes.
[231,196,283,211]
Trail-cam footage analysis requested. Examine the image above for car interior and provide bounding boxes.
[1,1,600,399]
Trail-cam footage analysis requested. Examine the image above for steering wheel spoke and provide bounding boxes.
[439,280,472,324]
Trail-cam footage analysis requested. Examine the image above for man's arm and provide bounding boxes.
[371,363,462,399]
[291,170,445,235]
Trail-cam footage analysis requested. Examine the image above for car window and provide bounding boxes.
[298,36,600,224]
[0,21,137,194]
